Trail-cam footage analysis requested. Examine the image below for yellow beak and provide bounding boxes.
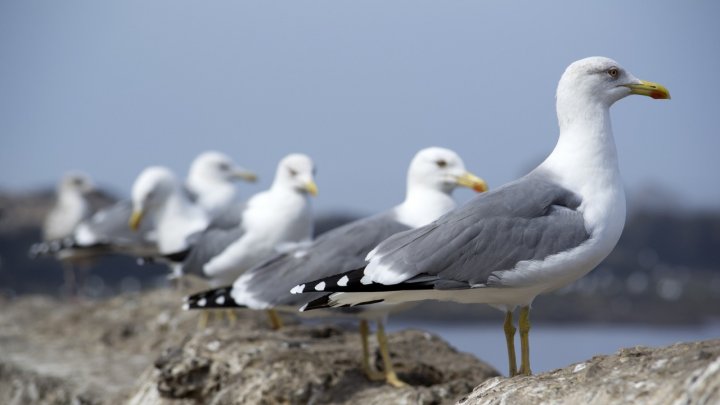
[456,172,489,193]
[232,169,258,183]
[129,210,144,231]
[304,180,318,197]
[624,80,671,100]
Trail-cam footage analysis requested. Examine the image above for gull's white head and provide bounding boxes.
[188,151,257,186]
[557,57,671,110]
[272,153,318,197]
[58,172,93,195]
[407,147,488,194]
[129,166,178,230]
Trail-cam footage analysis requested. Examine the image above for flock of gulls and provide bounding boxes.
[31,57,670,386]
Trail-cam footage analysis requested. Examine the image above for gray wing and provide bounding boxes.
[367,174,590,288]
[29,200,159,259]
[181,185,199,204]
[237,211,411,307]
[178,226,246,278]
[76,200,158,256]
[207,201,246,229]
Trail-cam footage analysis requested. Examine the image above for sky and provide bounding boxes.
[1,1,718,215]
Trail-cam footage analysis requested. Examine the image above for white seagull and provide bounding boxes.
[295,57,671,377]
[42,172,94,244]
[170,153,318,287]
[30,151,256,260]
[185,150,257,222]
[38,172,95,293]
[182,147,487,386]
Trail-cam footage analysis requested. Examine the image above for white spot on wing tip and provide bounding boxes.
[315,281,326,291]
[360,275,372,285]
[337,276,349,287]
[299,303,308,312]
[182,303,190,311]
[291,284,305,294]
[215,295,226,305]
[197,298,207,307]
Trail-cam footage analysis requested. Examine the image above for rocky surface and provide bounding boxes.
[0,289,498,404]
[459,340,720,405]
[2,288,719,404]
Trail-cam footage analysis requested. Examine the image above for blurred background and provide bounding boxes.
[1,1,718,372]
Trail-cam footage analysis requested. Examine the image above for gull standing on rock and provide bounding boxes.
[169,153,318,287]
[183,147,487,386]
[30,151,256,260]
[185,151,257,223]
[296,57,671,377]
[39,172,95,294]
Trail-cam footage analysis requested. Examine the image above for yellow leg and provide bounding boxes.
[267,309,283,330]
[197,311,209,330]
[359,320,384,381]
[519,306,532,376]
[504,310,518,377]
[376,321,406,388]
[224,309,237,326]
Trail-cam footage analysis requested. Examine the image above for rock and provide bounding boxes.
[3,289,719,404]
[458,339,720,405]
[0,290,499,404]
[128,325,498,404]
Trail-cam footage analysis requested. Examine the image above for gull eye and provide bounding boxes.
[607,67,619,79]
[435,159,447,168]
[288,168,298,177]
[218,162,230,171]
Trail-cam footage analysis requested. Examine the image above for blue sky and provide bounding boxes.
[1,1,718,214]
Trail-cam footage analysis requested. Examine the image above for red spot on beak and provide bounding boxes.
[650,90,666,99]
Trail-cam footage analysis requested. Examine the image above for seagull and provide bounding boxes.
[29,151,255,260]
[185,150,257,222]
[295,57,670,377]
[169,153,318,287]
[128,166,211,256]
[42,172,94,244]
[39,172,95,294]
[183,147,488,386]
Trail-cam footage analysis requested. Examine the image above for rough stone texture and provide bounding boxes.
[458,340,720,405]
[127,325,498,405]
[3,288,719,405]
[0,289,498,404]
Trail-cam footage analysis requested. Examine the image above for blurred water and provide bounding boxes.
[389,320,720,375]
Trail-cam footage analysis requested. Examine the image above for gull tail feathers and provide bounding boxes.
[300,292,385,312]
[291,267,434,295]
[28,237,83,259]
[183,286,245,310]
[290,267,369,294]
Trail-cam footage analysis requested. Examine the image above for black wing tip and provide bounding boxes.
[183,286,245,310]
[300,294,334,311]
[163,249,191,263]
[301,294,386,312]
[293,267,369,295]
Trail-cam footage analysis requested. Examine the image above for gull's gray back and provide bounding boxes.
[244,211,410,307]
[369,173,590,288]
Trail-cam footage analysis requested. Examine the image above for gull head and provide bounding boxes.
[407,147,488,194]
[274,153,318,197]
[129,166,177,230]
[59,172,94,195]
[189,151,257,185]
[557,57,670,108]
